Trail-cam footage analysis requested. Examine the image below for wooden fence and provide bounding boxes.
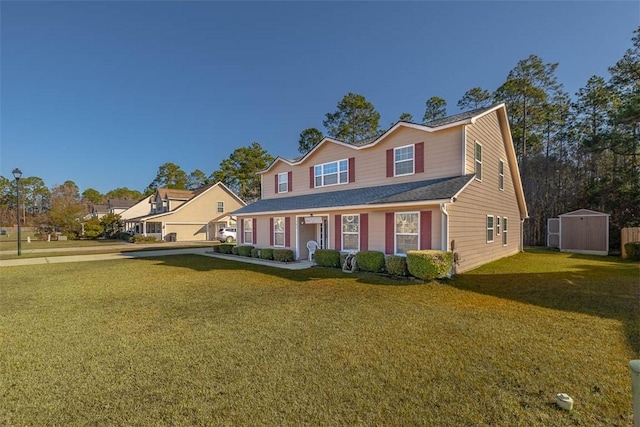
[621,227,640,259]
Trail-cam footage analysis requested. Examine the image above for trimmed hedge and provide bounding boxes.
[625,242,640,260]
[355,251,386,273]
[237,245,254,257]
[231,246,239,255]
[261,248,274,260]
[406,250,454,280]
[315,249,341,268]
[386,255,409,276]
[212,245,221,253]
[251,248,259,258]
[274,249,294,262]
[218,244,234,254]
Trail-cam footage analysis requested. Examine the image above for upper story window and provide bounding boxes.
[315,159,348,187]
[217,201,224,213]
[278,173,288,193]
[498,160,505,190]
[475,142,483,181]
[395,145,414,176]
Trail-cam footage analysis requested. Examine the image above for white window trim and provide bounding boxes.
[502,217,508,247]
[342,214,360,252]
[243,218,253,244]
[395,211,420,255]
[394,144,415,177]
[486,215,494,243]
[278,173,288,194]
[498,159,505,191]
[496,216,501,236]
[217,201,224,213]
[314,159,349,188]
[273,216,285,247]
[475,141,483,182]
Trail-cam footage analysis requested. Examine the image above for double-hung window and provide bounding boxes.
[315,160,348,187]
[496,216,501,235]
[486,215,494,243]
[396,212,419,254]
[274,217,285,247]
[395,145,414,176]
[502,217,508,246]
[342,214,359,251]
[217,201,224,213]
[475,142,483,181]
[243,218,253,244]
[498,160,504,190]
[278,173,288,193]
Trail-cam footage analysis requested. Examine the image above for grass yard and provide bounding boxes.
[1,250,638,425]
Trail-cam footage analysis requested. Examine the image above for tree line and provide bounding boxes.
[2,27,637,247]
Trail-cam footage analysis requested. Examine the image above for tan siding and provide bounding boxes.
[449,112,523,273]
[165,224,207,241]
[165,187,243,223]
[262,126,463,199]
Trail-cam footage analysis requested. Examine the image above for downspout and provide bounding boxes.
[440,203,449,251]
[521,218,525,252]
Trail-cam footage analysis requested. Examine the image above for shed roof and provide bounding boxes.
[560,209,610,217]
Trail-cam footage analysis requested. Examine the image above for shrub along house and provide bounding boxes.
[126,182,245,242]
[233,104,528,273]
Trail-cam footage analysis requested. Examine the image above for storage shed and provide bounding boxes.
[547,209,610,255]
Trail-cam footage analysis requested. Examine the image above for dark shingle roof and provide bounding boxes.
[233,175,474,215]
[424,105,496,128]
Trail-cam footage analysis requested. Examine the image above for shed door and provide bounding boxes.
[547,218,560,248]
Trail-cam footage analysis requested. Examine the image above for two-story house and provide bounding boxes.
[126,182,245,242]
[233,104,528,273]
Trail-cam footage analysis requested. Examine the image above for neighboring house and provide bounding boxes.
[107,199,138,216]
[87,204,108,220]
[233,104,528,273]
[126,183,245,242]
[119,197,154,234]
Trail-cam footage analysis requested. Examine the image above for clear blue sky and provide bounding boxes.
[1,1,638,194]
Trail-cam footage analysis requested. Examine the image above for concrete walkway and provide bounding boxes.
[0,245,314,270]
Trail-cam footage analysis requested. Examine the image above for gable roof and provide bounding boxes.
[261,104,503,174]
[107,199,138,209]
[132,182,246,221]
[233,175,475,215]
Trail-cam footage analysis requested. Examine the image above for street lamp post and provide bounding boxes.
[12,168,22,256]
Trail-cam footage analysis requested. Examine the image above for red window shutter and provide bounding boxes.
[252,218,257,245]
[240,219,245,244]
[285,217,291,247]
[288,171,293,192]
[360,213,368,251]
[274,174,279,194]
[420,211,432,249]
[385,212,394,254]
[348,157,355,183]
[309,166,315,188]
[386,149,394,177]
[269,218,274,246]
[415,142,425,173]
[334,214,341,251]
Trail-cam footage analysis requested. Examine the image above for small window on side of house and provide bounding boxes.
[486,215,494,243]
[498,160,504,191]
[502,217,508,246]
[217,201,224,213]
[475,142,482,181]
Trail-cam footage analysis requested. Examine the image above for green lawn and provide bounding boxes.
[1,250,637,425]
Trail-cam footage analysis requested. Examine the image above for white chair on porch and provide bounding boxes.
[306,240,319,263]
